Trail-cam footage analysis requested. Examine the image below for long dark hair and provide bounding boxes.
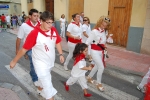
[72,43,88,60]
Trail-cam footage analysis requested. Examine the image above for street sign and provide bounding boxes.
[0,5,9,9]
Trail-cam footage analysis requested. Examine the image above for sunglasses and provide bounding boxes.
[104,17,110,22]
[83,20,88,21]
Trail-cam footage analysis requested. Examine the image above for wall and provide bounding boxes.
[84,0,109,24]
[9,2,21,15]
[54,0,68,34]
[141,0,150,55]
[54,0,68,20]
[127,0,148,53]
[20,0,28,15]
[33,0,45,12]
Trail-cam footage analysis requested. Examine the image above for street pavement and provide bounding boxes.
[0,28,149,100]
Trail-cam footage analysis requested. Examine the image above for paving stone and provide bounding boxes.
[12,85,22,92]
[0,82,3,86]
[17,90,31,100]
[1,83,14,89]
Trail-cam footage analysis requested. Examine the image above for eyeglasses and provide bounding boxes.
[104,17,110,22]
[45,21,54,25]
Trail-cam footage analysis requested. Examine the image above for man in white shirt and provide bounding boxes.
[6,14,11,28]
[16,9,41,92]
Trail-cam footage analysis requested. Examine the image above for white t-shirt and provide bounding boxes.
[23,27,61,68]
[17,21,39,43]
[71,59,87,77]
[6,16,10,23]
[67,22,83,38]
[82,24,91,43]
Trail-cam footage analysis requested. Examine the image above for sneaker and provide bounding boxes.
[37,89,45,98]
[64,65,69,71]
[84,93,92,97]
[137,86,145,93]
[34,81,40,87]
[137,86,141,91]
[64,82,69,91]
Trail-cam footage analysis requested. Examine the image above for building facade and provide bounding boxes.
[21,0,150,55]
[0,0,21,15]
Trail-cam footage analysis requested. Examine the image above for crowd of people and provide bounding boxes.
[8,7,114,100]
[0,13,24,29]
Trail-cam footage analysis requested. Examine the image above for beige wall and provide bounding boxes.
[33,0,45,12]
[84,0,109,23]
[130,0,148,27]
[20,0,28,15]
[54,0,68,21]
[141,0,150,55]
[9,3,21,15]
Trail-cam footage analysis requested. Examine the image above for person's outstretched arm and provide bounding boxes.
[10,48,27,69]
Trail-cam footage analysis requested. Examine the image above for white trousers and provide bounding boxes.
[66,76,88,89]
[139,69,150,89]
[34,65,57,99]
[60,23,65,37]
[64,41,76,66]
[88,50,104,84]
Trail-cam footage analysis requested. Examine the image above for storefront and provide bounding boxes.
[0,0,21,15]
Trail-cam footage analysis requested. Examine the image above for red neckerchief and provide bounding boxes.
[35,26,56,39]
[73,53,85,66]
[26,20,40,28]
[96,28,104,33]
[72,22,80,26]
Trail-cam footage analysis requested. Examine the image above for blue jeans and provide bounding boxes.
[26,50,38,82]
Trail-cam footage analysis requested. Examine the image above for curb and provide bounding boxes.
[0,82,30,100]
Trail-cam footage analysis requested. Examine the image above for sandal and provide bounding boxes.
[87,76,94,84]
[97,84,104,92]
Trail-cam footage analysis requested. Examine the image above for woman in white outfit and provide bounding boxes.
[63,13,83,71]
[86,16,111,91]
[60,14,66,38]
[82,17,92,62]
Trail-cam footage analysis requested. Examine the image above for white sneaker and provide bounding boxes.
[37,89,45,98]
[64,65,69,71]
[34,81,39,87]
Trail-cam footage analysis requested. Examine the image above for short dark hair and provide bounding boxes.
[40,11,54,21]
[29,9,38,15]
[72,13,79,21]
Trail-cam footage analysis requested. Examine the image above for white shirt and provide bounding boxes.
[67,22,83,38]
[17,21,38,43]
[6,16,10,23]
[71,59,87,77]
[80,16,83,24]
[23,27,61,68]
[82,24,91,43]
[86,29,107,45]
[59,18,65,26]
